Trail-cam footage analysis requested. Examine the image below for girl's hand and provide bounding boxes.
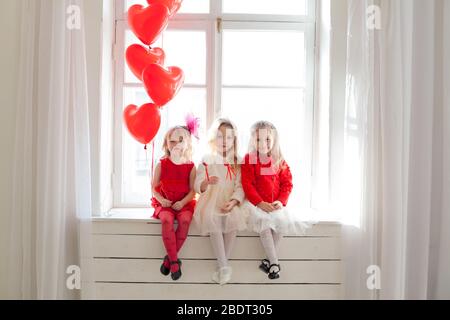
[257,202,275,213]
[200,176,220,192]
[160,199,173,208]
[272,201,283,210]
[207,176,219,185]
[220,199,239,213]
[171,201,184,211]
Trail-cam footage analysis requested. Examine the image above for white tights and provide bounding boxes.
[210,231,237,268]
[259,229,283,265]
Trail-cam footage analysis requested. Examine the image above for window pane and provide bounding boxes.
[222,30,306,87]
[124,29,206,85]
[125,0,209,13]
[221,88,311,209]
[162,30,206,85]
[223,0,307,15]
[177,0,209,14]
[122,86,207,204]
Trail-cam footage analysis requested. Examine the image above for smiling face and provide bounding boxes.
[215,124,235,156]
[255,128,274,156]
[166,128,189,158]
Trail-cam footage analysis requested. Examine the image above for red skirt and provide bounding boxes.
[151,197,196,219]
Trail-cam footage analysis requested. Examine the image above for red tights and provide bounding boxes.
[159,210,193,272]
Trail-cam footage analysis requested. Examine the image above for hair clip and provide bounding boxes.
[185,113,200,140]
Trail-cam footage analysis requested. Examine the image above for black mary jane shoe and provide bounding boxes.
[170,260,182,281]
[259,259,270,274]
[160,255,170,276]
[268,264,281,280]
[161,255,182,276]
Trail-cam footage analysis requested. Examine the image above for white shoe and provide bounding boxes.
[212,270,220,284]
[219,266,232,285]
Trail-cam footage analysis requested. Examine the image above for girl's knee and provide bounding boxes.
[178,219,191,230]
[160,216,175,231]
[178,212,193,226]
[161,219,173,228]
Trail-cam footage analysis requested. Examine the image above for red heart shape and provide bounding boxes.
[123,103,161,145]
[143,64,185,107]
[127,4,170,46]
[126,44,165,81]
[146,0,183,17]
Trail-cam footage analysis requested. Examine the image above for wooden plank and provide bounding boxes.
[93,235,341,260]
[94,282,341,300]
[92,220,341,237]
[94,259,342,284]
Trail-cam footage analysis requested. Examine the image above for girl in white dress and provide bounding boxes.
[194,118,247,285]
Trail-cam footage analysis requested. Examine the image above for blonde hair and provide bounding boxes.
[207,118,239,169]
[248,121,285,170]
[162,126,193,161]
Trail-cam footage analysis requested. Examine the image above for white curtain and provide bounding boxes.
[339,0,450,299]
[8,0,94,299]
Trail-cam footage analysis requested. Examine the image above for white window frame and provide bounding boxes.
[112,0,317,208]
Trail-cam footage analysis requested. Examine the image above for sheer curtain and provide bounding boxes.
[8,0,94,299]
[339,0,450,299]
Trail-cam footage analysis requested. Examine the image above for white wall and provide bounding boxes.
[0,0,104,298]
[0,0,22,299]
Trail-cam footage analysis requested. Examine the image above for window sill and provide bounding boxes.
[94,208,156,222]
[94,208,342,225]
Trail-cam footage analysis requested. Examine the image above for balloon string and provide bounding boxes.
[144,145,148,164]
[151,141,155,185]
[144,144,149,174]
[144,144,149,198]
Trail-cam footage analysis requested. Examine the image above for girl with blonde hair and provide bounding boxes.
[194,118,247,285]
[242,121,308,280]
[151,117,199,281]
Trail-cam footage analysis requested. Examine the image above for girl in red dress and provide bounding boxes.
[151,120,198,280]
[241,121,310,280]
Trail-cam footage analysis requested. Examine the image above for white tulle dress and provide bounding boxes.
[193,154,248,235]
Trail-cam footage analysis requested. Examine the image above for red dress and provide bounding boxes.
[151,157,196,218]
[241,153,293,206]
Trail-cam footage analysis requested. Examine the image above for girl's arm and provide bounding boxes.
[179,166,197,205]
[230,167,245,204]
[194,162,207,194]
[276,161,293,206]
[152,163,170,205]
[241,155,264,206]
[194,160,219,194]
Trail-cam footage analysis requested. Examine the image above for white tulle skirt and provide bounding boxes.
[194,204,249,236]
[244,201,314,235]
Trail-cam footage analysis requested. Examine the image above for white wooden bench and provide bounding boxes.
[87,209,342,299]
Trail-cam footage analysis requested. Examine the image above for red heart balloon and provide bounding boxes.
[127,4,170,46]
[146,0,183,17]
[126,44,165,81]
[143,64,185,107]
[123,103,161,145]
